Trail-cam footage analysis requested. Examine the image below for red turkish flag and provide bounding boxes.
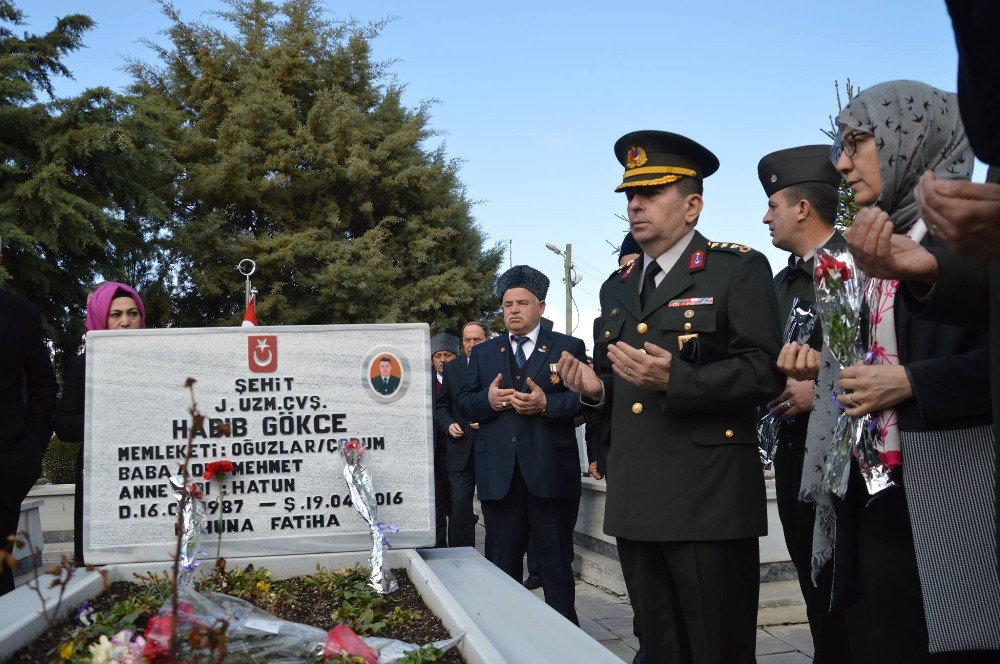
[242,294,258,327]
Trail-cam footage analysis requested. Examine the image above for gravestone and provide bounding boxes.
[83,324,433,564]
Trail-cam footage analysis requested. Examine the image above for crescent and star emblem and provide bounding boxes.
[253,338,273,366]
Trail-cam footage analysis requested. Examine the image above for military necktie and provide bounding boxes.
[512,335,529,368]
[640,260,662,310]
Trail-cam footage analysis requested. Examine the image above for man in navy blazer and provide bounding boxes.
[457,265,587,624]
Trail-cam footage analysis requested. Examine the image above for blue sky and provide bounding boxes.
[24,1,970,346]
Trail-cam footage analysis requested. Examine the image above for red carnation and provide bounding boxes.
[204,459,235,481]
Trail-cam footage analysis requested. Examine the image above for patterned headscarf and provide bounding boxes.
[833,80,973,231]
[86,282,146,331]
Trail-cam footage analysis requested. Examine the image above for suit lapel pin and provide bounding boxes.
[539,345,548,353]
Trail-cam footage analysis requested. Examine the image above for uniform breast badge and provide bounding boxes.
[549,363,561,385]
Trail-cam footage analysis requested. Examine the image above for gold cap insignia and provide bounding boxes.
[626,145,648,169]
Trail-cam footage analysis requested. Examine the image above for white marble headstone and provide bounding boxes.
[83,324,433,564]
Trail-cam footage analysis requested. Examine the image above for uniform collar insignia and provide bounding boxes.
[689,250,706,272]
[620,258,637,281]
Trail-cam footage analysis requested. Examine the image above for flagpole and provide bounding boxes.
[237,259,256,307]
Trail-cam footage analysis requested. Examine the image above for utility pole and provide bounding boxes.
[563,244,572,335]
[545,243,581,335]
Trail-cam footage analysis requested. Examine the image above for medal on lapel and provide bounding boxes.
[549,363,560,385]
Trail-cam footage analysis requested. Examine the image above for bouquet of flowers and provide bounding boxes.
[812,248,868,495]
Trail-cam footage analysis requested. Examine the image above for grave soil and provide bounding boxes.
[8,568,463,663]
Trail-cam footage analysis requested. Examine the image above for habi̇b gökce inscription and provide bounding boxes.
[82,325,433,564]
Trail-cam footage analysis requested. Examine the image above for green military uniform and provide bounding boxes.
[371,374,400,395]
[599,131,785,664]
[600,235,783,540]
[758,145,858,663]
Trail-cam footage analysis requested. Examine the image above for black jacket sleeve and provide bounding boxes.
[54,352,86,443]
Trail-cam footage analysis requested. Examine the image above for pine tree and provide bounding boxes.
[0,0,177,367]
[130,0,502,332]
[821,78,861,229]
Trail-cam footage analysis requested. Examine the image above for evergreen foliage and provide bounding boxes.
[0,0,177,367]
[822,78,861,230]
[130,0,502,332]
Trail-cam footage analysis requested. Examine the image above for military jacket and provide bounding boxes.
[772,231,845,448]
[598,231,784,541]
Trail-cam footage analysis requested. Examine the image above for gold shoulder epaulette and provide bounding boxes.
[706,241,752,254]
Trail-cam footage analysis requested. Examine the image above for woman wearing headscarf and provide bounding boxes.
[796,80,998,661]
[53,282,146,565]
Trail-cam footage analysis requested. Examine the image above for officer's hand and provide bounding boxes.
[557,351,604,401]
[588,461,604,481]
[510,377,547,415]
[915,171,1000,258]
[607,341,671,391]
[448,423,464,438]
[767,378,814,421]
[844,206,937,281]
[488,373,516,411]
[777,342,821,381]
[837,364,913,418]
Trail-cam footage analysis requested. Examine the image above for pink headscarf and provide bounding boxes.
[86,282,146,331]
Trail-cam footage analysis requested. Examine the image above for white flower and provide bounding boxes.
[87,635,113,664]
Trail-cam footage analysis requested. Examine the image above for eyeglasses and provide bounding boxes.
[831,130,871,161]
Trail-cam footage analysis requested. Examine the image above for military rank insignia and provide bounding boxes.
[620,258,637,281]
[549,363,561,385]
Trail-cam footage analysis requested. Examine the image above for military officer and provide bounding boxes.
[558,131,785,663]
[758,145,860,662]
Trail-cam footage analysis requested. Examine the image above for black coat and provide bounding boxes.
[0,290,57,511]
[52,352,86,563]
[53,352,85,443]
[433,357,476,473]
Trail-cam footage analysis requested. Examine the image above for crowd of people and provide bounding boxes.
[430,4,1000,663]
[2,2,998,663]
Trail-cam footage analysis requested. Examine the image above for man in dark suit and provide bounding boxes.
[457,265,587,624]
[371,356,400,395]
[758,145,858,662]
[558,131,785,662]
[0,239,58,595]
[430,332,459,547]
[434,321,487,548]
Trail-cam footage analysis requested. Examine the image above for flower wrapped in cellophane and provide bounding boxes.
[342,440,398,594]
[812,248,893,496]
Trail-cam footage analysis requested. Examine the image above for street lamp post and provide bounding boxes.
[545,243,579,335]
